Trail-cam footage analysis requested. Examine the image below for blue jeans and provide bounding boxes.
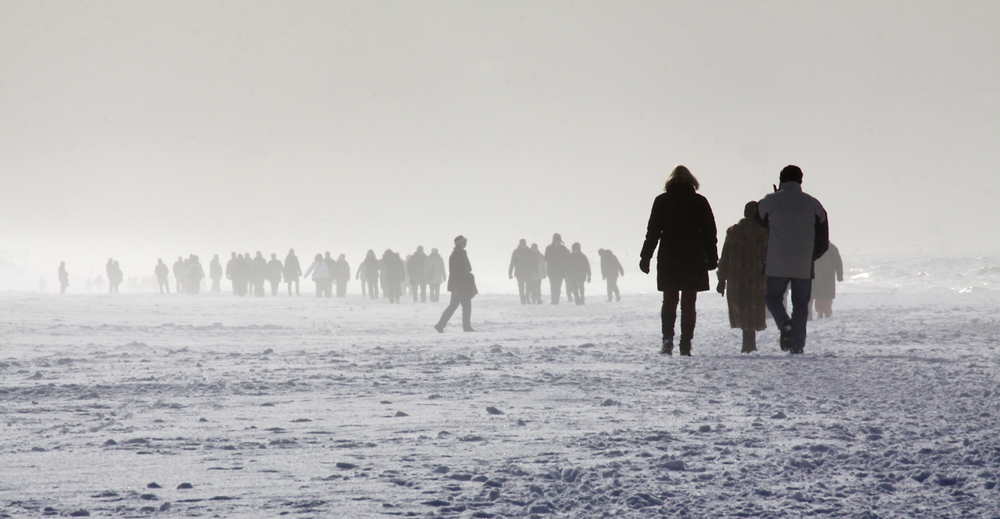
[765,277,812,351]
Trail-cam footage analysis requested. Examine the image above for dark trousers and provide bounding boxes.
[529,279,543,303]
[549,275,564,304]
[766,277,811,351]
[662,290,697,339]
[211,279,221,292]
[269,280,279,296]
[366,278,379,299]
[516,277,529,304]
[429,284,441,302]
[159,280,169,293]
[606,276,620,301]
[336,280,347,297]
[287,279,299,296]
[323,280,333,298]
[437,291,472,330]
[411,283,427,302]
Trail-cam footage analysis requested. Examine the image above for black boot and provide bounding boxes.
[660,338,673,356]
[679,323,694,356]
[741,329,757,353]
[779,320,793,352]
[661,311,676,355]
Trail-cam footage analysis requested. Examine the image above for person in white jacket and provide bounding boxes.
[302,253,330,297]
[424,248,447,302]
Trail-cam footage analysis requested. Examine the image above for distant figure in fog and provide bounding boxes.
[408,246,429,303]
[110,261,124,293]
[106,259,115,294]
[529,244,546,304]
[267,253,284,296]
[425,248,447,302]
[172,256,185,293]
[381,250,405,304]
[323,252,336,298]
[356,260,369,297]
[717,201,769,353]
[94,275,105,293]
[302,253,330,297]
[640,166,718,356]
[251,252,267,297]
[566,243,591,305]
[186,255,205,294]
[58,262,69,294]
[434,236,477,332]
[284,249,302,296]
[755,165,829,354]
[508,239,534,305]
[545,233,571,304]
[225,252,238,294]
[598,249,624,302]
[334,254,350,297]
[360,250,380,299]
[811,242,843,319]
[209,254,223,292]
[232,254,249,296]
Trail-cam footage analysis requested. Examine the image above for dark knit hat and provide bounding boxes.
[779,165,803,183]
[744,201,759,220]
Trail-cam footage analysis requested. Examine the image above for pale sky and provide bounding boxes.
[2,1,998,289]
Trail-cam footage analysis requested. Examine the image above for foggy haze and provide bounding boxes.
[2,1,999,291]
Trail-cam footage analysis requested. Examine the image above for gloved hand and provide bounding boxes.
[639,258,650,274]
[716,279,726,296]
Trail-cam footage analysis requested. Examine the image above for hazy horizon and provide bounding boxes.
[2,1,998,291]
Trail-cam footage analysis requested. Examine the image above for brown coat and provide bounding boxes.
[717,218,768,331]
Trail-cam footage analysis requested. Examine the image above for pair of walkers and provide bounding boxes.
[640,165,828,356]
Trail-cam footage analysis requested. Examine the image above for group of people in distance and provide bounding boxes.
[507,237,625,305]
[641,164,837,356]
[354,247,447,304]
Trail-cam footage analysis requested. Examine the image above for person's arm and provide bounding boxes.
[639,197,664,273]
[813,211,830,260]
[702,198,719,271]
[834,247,844,282]
[508,252,516,279]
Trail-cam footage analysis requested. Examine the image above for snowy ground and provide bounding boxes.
[2,264,1000,518]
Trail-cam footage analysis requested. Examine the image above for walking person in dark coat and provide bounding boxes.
[360,250,380,299]
[267,253,284,296]
[209,254,223,292]
[334,254,350,297]
[755,165,829,354]
[566,242,591,305]
[508,239,535,305]
[811,242,843,319]
[155,258,170,293]
[717,201,769,353]
[544,233,571,304]
[58,262,69,294]
[172,256,185,293]
[408,246,429,303]
[529,243,546,304]
[425,248,446,302]
[323,252,336,298]
[251,252,267,297]
[639,165,719,356]
[186,255,205,294]
[381,250,404,304]
[598,249,625,302]
[434,235,477,332]
[225,252,238,294]
[284,249,302,296]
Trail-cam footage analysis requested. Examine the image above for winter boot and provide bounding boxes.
[741,329,757,353]
[661,311,676,355]
[679,323,694,356]
[779,320,794,352]
[660,338,673,356]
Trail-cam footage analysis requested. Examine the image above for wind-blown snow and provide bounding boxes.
[1,255,999,518]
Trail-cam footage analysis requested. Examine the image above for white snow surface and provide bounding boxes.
[2,255,1000,518]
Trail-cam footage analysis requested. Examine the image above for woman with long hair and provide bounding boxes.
[639,166,718,356]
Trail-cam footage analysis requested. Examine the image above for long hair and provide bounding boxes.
[664,165,700,192]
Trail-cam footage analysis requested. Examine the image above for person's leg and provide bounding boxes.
[294,279,300,296]
[816,298,833,317]
[790,278,812,353]
[579,281,586,304]
[661,291,679,354]
[766,277,794,351]
[517,278,527,304]
[678,290,697,355]
[436,292,461,330]
[549,276,561,304]
[411,283,418,303]
[461,295,473,331]
[741,329,757,353]
[612,278,620,301]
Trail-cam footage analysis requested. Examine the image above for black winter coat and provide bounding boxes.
[447,248,476,296]
[640,184,718,292]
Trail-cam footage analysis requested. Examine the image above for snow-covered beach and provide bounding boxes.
[2,255,999,518]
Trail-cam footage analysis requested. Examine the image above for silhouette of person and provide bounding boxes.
[356,260,368,297]
[360,250,380,299]
[155,259,170,293]
[434,235,477,332]
[508,239,535,304]
[529,243,546,304]
[187,255,205,294]
[231,254,247,296]
[425,247,447,302]
[408,246,429,303]
[284,249,302,296]
[639,166,718,356]
[58,262,69,294]
[566,242,591,305]
[252,252,267,297]
[381,249,404,304]
[755,165,829,354]
[717,201,769,353]
[105,259,115,294]
[323,252,336,298]
[303,253,330,297]
[267,253,284,296]
[225,252,238,294]
[811,242,843,319]
[110,260,124,293]
[334,254,350,297]
[544,234,570,304]
[172,256,185,293]
[598,249,625,302]
[209,254,223,292]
